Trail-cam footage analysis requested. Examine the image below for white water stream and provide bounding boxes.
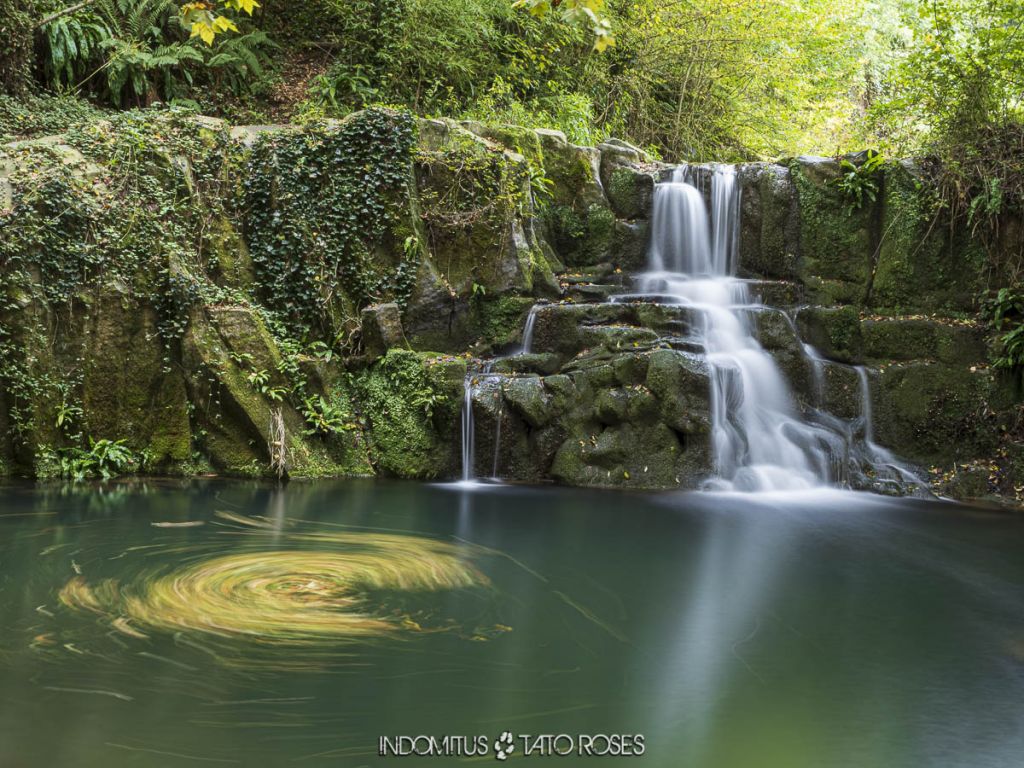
[639,166,920,492]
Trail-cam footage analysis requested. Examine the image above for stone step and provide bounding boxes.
[526,301,698,357]
[564,283,627,302]
[560,273,628,286]
[794,307,986,365]
[745,279,805,308]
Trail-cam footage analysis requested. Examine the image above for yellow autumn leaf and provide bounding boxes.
[226,0,260,15]
[190,21,216,46]
[212,15,239,33]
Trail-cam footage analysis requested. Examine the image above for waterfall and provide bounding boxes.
[638,165,922,492]
[460,374,475,483]
[455,163,924,495]
[521,306,539,354]
[640,166,819,490]
[856,367,877,444]
[458,306,544,484]
[803,343,826,407]
[854,367,924,489]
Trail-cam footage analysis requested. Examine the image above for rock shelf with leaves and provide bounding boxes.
[0,108,1020,504]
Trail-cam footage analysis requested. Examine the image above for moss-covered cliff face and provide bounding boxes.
[0,107,637,482]
[1,110,1021,505]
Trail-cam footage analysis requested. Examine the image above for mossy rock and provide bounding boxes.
[459,121,544,167]
[874,362,995,464]
[789,156,874,291]
[208,216,255,290]
[355,349,464,479]
[414,146,531,296]
[543,202,616,268]
[818,361,862,419]
[535,129,604,209]
[871,161,984,312]
[612,219,650,272]
[796,306,864,364]
[605,165,655,220]
[644,349,713,439]
[737,163,800,280]
[862,318,937,361]
[935,324,987,365]
[182,304,361,478]
[472,295,535,348]
[503,376,553,428]
[82,290,191,468]
[549,419,700,490]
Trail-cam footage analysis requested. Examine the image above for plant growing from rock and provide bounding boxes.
[834,150,885,215]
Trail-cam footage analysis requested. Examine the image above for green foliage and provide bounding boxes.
[513,0,613,51]
[868,0,1022,152]
[40,11,112,88]
[0,92,105,144]
[460,77,601,147]
[0,0,33,95]
[983,287,1024,369]
[867,0,1023,261]
[414,128,534,290]
[352,349,454,477]
[300,394,352,436]
[243,108,417,334]
[40,438,138,481]
[33,0,272,108]
[0,109,243,449]
[834,150,886,214]
[294,0,600,142]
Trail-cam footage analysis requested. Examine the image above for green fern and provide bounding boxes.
[205,30,273,95]
[41,13,112,88]
[41,0,269,106]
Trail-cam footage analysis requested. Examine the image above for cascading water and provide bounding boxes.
[520,306,539,355]
[456,162,923,495]
[460,374,476,483]
[459,304,543,484]
[639,165,921,492]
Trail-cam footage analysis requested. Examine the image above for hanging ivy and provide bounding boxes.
[243,107,418,336]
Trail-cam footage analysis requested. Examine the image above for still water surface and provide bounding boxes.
[0,480,1021,767]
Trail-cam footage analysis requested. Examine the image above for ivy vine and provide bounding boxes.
[243,108,417,336]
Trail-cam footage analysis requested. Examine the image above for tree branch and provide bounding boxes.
[35,0,100,29]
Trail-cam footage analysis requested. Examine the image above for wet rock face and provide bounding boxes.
[360,303,405,361]
[459,292,715,490]
[479,347,713,490]
[737,163,800,281]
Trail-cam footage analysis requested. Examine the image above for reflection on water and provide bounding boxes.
[0,480,1022,767]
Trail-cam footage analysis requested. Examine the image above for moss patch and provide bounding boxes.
[354,350,464,479]
[789,157,873,290]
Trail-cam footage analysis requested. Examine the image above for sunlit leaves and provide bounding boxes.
[181,0,257,45]
[512,0,614,51]
[224,0,259,14]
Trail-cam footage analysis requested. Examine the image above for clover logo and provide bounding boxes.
[494,731,515,761]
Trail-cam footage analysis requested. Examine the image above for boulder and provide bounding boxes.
[361,303,406,360]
